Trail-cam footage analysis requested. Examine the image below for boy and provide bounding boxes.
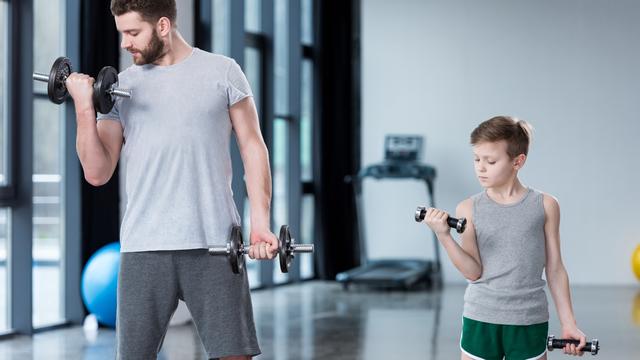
[422,116,587,359]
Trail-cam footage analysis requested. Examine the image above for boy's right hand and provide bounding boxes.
[422,207,452,237]
[65,73,95,113]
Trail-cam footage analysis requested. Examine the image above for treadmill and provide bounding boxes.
[337,135,442,290]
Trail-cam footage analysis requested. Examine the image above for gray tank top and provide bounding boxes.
[463,188,549,325]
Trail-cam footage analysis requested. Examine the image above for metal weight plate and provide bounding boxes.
[93,66,118,114]
[414,206,426,222]
[229,225,245,274]
[48,57,72,104]
[278,225,292,273]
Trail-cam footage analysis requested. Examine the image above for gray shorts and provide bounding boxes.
[116,249,261,360]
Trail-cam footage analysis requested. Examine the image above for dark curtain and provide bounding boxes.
[315,0,362,279]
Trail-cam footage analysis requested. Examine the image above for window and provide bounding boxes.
[32,0,65,328]
[300,58,314,279]
[244,0,261,33]
[272,117,289,284]
[301,0,313,46]
[0,208,9,332]
[204,0,317,287]
[0,0,10,333]
[0,0,7,186]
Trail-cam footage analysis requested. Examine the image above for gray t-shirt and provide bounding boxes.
[97,48,253,252]
[463,188,549,325]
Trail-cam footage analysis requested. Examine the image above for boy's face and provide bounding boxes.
[115,11,166,65]
[472,140,523,188]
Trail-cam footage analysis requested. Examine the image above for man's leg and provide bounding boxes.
[117,251,180,360]
[175,249,261,359]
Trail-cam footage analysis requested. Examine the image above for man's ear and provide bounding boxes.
[156,17,172,37]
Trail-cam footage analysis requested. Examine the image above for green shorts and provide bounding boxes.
[460,317,548,360]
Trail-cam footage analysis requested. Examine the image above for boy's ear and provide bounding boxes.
[514,154,527,169]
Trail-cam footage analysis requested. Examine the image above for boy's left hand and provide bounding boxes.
[561,325,587,356]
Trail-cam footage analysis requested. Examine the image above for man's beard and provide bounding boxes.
[134,30,165,65]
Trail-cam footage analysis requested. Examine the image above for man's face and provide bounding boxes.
[115,12,165,65]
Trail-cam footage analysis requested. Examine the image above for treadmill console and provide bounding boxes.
[384,135,423,162]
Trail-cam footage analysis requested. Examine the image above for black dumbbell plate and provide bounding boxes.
[230,225,245,274]
[278,225,292,273]
[48,57,72,104]
[93,66,119,114]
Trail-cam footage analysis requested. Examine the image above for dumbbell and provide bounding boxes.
[414,206,467,233]
[547,335,600,355]
[33,56,131,114]
[208,225,314,274]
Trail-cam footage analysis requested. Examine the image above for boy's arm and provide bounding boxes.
[422,198,482,280]
[544,194,587,353]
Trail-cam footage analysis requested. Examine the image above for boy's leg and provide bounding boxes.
[117,251,180,360]
[175,250,261,359]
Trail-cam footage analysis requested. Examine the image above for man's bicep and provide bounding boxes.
[229,97,262,145]
[97,119,124,170]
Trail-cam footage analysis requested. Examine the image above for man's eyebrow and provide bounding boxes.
[120,28,141,34]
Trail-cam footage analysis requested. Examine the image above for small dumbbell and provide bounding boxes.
[209,225,314,274]
[33,56,131,113]
[547,335,600,355]
[414,206,467,233]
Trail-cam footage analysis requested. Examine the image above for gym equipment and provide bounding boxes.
[33,56,131,113]
[547,335,600,355]
[632,244,640,280]
[209,225,314,274]
[337,134,442,290]
[414,206,467,233]
[81,242,120,328]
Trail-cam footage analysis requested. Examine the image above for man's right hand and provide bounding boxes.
[65,73,95,113]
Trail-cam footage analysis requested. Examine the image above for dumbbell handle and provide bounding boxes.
[547,337,599,355]
[33,71,131,98]
[208,244,232,256]
[109,88,132,98]
[208,243,314,255]
[415,206,467,233]
[290,244,314,253]
[33,72,51,82]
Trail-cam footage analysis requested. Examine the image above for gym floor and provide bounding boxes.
[0,281,636,359]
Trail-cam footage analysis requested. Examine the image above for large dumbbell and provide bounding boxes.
[209,225,314,274]
[415,206,467,233]
[547,335,600,355]
[33,56,131,114]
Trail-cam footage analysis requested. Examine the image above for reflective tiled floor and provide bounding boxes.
[0,281,638,359]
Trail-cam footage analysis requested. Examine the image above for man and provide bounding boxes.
[66,1,276,358]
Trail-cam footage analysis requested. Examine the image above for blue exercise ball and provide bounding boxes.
[81,242,120,328]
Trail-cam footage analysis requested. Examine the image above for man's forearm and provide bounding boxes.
[242,140,272,230]
[76,110,113,185]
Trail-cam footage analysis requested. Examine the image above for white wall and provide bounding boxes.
[362,0,640,285]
